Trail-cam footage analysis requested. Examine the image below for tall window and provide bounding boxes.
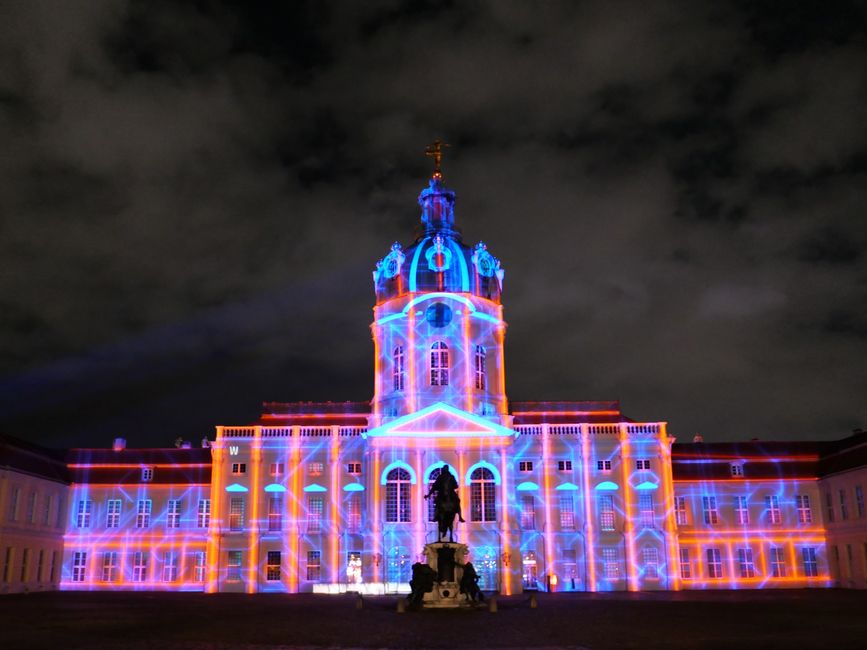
[227,551,242,581]
[106,499,121,528]
[706,548,723,578]
[643,547,659,579]
[796,495,812,524]
[602,548,618,580]
[8,486,20,521]
[26,491,36,523]
[132,551,148,582]
[470,467,496,522]
[430,342,449,386]
[385,468,412,523]
[855,486,865,518]
[229,497,245,531]
[599,494,615,531]
[639,492,654,528]
[393,345,405,391]
[702,496,718,525]
[839,489,849,520]
[802,547,818,577]
[266,551,281,582]
[194,551,206,582]
[136,500,152,528]
[520,496,536,530]
[825,492,835,522]
[307,551,321,581]
[770,547,786,577]
[737,548,756,578]
[674,496,688,525]
[197,499,211,528]
[72,551,87,583]
[167,499,181,529]
[679,547,691,579]
[268,497,283,532]
[765,495,782,524]
[307,496,324,533]
[76,499,92,529]
[42,494,52,525]
[142,467,154,482]
[559,494,575,531]
[347,493,362,532]
[734,496,749,525]
[474,345,486,390]
[162,552,178,582]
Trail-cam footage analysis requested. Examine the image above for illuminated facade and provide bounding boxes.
[51,165,862,593]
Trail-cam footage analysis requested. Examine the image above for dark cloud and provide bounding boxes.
[0,0,865,447]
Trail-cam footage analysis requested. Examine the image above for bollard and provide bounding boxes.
[397,597,406,613]
[488,594,497,613]
[529,593,538,609]
[355,593,363,610]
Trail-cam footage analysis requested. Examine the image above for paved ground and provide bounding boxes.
[1,589,865,649]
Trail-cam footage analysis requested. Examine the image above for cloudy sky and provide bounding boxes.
[1,0,865,448]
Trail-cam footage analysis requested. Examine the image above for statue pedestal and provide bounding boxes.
[420,541,471,608]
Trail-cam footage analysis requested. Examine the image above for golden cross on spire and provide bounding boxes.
[425,139,450,179]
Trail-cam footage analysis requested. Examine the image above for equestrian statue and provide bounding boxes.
[424,464,465,542]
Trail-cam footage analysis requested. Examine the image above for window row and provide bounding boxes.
[516,459,653,473]
[391,343,488,390]
[679,547,820,580]
[824,485,865,523]
[75,499,211,529]
[5,486,66,529]
[230,461,363,476]
[69,550,206,583]
[1,547,60,584]
[673,494,814,526]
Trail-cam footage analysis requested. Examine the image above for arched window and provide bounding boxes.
[385,468,412,523]
[470,467,496,522]
[430,341,449,386]
[427,467,442,522]
[474,345,486,390]
[393,345,405,391]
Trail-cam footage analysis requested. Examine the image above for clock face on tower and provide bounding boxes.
[425,302,453,328]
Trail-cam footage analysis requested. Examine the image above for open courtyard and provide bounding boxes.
[1,589,864,649]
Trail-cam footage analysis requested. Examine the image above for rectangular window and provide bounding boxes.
[266,551,281,581]
[557,460,573,472]
[141,467,154,482]
[679,547,691,579]
[825,492,835,523]
[430,343,448,386]
[307,496,324,533]
[596,460,611,472]
[347,493,362,532]
[308,462,324,476]
[602,548,618,580]
[643,547,659,579]
[42,494,52,526]
[855,485,865,518]
[802,547,818,577]
[518,461,533,472]
[162,552,178,582]
[77,499,92,528]
[559,494,575,531]
[8,486,20,521]
[270,462,284,476]
[229,497,245,531]
[106,499,121,528]
[56,496,65,529]
[706,548,723,578]
[72,551,87,583]
[730,463,744,477]
[734,496,749,525]
[102,552,119,582]
[796,495,812,524]
[347,462,362,475]
[737,548,756,578]
[839,489,849,521]
[635,459,651,471]
[2,547,12,583]
[520,496,536,530]
[136,499,152,528]
[268,496,282,532]
[50,551,57,583]
[639,492,654,528]
[770,547,786,578]
[394,345,405,391]
[674,496,688,526]
[194,552,206,582]
[26,491,37,523]
[132,551,148,582]
[702,496,718,525]
[231,463,246,475]
[227,551,242,581]
[20,548,30,582]
[765,495,782,525]
[167,499,181,529]
[307,551,321,581]
[197,499,211,528]
[36,549,44,582]
[599,494,615,531]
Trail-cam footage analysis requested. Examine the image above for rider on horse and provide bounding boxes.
[424,463,466,523]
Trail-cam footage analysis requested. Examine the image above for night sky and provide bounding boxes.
[1,1,865,449]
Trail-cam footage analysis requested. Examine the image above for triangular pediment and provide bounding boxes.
[365,402,515,439]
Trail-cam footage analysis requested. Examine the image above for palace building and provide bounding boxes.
[4,153,863,595]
